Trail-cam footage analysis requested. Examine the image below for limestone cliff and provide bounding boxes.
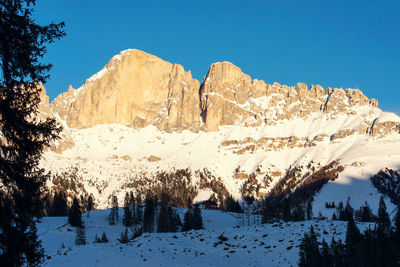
[198,62,380,131]
[45,49,399,138]
[51,49,201,132]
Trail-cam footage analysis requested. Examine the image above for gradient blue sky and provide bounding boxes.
[35,0,399,114]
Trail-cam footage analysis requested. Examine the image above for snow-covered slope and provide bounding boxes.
[42,113,400,215]
[40,49,400,215]
[38,209,374,266]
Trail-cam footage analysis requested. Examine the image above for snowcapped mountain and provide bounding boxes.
[39,49,400,213]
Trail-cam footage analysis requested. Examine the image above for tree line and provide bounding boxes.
[299,196,400,267]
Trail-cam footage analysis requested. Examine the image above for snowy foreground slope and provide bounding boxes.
[38,209,373,267]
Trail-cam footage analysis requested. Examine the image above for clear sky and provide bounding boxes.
[34,0,399,115]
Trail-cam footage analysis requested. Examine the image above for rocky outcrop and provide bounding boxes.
[43,49,399,138]
[198,62,383,131]
[51,50,201,132]
[199,62,265,131]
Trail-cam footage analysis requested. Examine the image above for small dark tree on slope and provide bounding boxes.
[75,226,86,246]
[87,195,94,213]
[108,194,119,225]
[143,195,155,233]
[129,191,135,224]
[157,206,170,233]
[101,232,109,243]
[51,192,68,216]
[182,207,194,231]
[118,228,129,244]
[0,1,65,265]
[306,201,313,220]
[123,192,132,227]
[68,197,82,227]
[112,195,119,222]
[193,205,204,230]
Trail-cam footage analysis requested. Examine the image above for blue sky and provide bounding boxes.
[35,0,399,114]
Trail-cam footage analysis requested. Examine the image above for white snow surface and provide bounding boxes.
[38,209,374,266]
[42,107,400,215]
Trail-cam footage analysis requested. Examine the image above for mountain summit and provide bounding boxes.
[45,49,398,136]
[39,49,400,210]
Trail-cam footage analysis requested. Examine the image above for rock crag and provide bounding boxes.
[42,49,399,138]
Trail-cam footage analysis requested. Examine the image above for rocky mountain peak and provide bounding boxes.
[44,49,397,137]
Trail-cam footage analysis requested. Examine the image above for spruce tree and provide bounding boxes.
[306,201,313,220]
[376,196,391,238]
[143,195,155,233]
[51,192,68,216]
[394,206,400,240]
[262,197,275,223]
[169,206,180,232]
[320,239,331,266]
[344,216,361,266]
[75,226,86,246]
[360,201,374,222]
[123,192,132,227]
[87,195,94,212]
[330,237,345,267]
[298,226,321,267]
[193,205,204,230]
[182,207,194,231]
[108,194,119,225]
[112,195,119,222]
[118,228,129,244]
[0,2,64,264]
[93,234,100,243]
[135,204,143,225]
[157,206,170,232]
[129,191,135,224]
[101,232,109,243]
[342,198,354,221]
[68,197,82,227]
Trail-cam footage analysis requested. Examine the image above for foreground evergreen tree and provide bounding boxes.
[320,239,331,266]
[344,216,361,266]
[0,1,64,265]
[394,206,400,240]
[376,196,391,238]
[298,226,322,267]
[68,197,82,227]
[329,237,345,266]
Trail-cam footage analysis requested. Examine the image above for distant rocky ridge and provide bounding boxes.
[40,49,399,137]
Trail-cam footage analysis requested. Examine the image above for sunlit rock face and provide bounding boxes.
[44,48,397,138]
[51,49,201,132]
